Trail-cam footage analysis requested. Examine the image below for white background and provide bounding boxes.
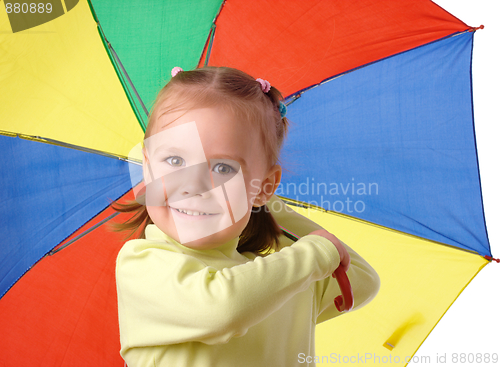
[412,1,500,366]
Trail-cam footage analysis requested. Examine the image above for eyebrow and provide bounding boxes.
[152,144,186,156]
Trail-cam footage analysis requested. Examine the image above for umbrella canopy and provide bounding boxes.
[0,1,495,366]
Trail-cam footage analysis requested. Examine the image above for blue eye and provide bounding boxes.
[165,156,185,167]
[213,163,234,175]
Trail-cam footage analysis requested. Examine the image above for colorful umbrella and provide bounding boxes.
[0,0,497,366]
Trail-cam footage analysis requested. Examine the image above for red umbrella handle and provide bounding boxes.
[279,226,354,312]
[332,266,353,312]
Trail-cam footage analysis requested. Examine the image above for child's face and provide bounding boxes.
[141,104,280,250]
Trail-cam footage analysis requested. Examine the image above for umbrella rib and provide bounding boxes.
[0,130,142,165]
[203,24,217,67]
[199,0,226,67]
[47,212,120,255]
[279,226,300,242]
[87,0,149,131]
[107,43,149,118]
[277,196,485,257]
[284,28,479,107]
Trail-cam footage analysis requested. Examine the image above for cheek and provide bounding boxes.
[245,178,264,207]
[146,205,169,223]
[147,161,177,183]
[144,177,169,207]
[147,205,179,238]
[222,169,250,223]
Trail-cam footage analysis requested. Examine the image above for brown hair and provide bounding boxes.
[109,66,289,254]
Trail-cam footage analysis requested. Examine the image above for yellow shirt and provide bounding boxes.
[116,196,380,366]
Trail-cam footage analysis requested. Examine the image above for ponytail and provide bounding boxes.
[237,204,282,254]
[107,199,152,240]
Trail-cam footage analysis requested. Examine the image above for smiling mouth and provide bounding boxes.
[170,207,218,216]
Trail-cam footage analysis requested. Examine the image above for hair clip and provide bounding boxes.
[279,101,287,118]
[256,78,271,93]
[171,66,183,77]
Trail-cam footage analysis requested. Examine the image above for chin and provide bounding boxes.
[183,210,252,249]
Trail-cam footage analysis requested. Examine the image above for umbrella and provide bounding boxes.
[0,0,497,365]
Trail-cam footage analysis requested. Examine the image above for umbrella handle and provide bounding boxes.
[332,266,354,312]
[279,226,354,312]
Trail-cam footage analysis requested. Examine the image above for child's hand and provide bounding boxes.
[309,229,350,275]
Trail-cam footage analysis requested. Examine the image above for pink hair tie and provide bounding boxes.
[256,78,271,93]
[171,67,183,77]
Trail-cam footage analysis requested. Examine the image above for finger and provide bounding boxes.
[341,252,351,272]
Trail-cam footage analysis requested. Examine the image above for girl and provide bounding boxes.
[113,66,379,366]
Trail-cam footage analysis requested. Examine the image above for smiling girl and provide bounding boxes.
[113,66,379,367]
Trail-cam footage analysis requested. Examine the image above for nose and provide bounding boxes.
[145,162,215,207]
[172,162,213,199]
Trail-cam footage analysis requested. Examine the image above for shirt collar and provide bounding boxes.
[144,224,242,260]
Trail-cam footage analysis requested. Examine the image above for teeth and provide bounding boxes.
[174,208,212,216]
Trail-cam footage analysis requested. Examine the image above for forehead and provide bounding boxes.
[150,91,258,131]
[155,105,254,140]
[145,121,204,156]
[148,107,257,157]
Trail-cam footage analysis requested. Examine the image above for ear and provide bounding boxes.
[253,165,282,207]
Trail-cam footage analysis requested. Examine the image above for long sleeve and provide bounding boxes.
[267,195,380,322]
[116,233,340,350]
